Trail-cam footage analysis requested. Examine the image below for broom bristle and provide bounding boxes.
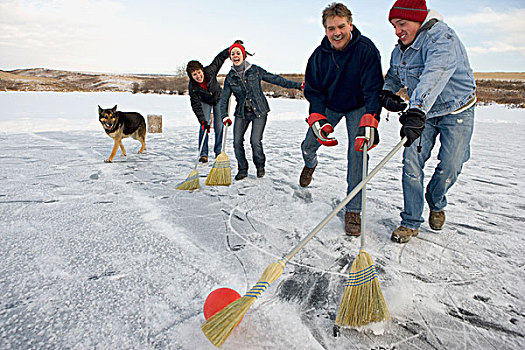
[205,152,231,186]
[201,260,285,347]
[335,249,390,327]
[175,169,199,191]
[201,295,256,347]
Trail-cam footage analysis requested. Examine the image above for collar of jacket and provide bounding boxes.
[397,9,443,51]
[228,61,253,79]
[189,79,208,92]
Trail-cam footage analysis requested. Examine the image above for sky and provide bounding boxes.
[0,0,524,75]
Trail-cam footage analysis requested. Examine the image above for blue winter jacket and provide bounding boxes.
[304,26,383,116]
[220,63,302,119]
[383,11,476,118]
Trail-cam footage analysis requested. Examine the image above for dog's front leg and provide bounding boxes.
[119,141,127,157]
[105,137,121,163]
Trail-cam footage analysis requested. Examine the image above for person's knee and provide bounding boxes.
[403,158,423,181]
[435,162,463,182]
[302,135,320,153]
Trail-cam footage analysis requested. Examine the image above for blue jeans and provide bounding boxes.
[400,106,475,229]
[198,102,224,157]
[233,111,267,174]
[301,106,366,212]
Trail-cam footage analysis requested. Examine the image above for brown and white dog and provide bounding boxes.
[98,105,146,162]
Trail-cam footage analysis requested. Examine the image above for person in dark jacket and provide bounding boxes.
[300,2,383,236]
[220,41,303,180]
[187,46,229,163]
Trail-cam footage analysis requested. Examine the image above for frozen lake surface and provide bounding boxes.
[1,92,524,349]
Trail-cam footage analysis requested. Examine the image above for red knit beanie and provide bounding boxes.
[389,0,428,22]
[229,43,246,59]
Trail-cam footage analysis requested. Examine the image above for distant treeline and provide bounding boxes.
[1,69,524,108]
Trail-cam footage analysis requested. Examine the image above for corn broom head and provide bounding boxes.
[201,260,285,347]
[205,152,231,186]
[176,169,200,191]
[335,249,390,327]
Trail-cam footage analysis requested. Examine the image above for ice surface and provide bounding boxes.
[0,92,524,349]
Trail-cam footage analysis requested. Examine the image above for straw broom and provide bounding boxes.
[201,138,406,347]
[205,124,231,186]
[206,98,231,186]
[201,260,285,347]
[176,126,209,191]
[336,140,391,327]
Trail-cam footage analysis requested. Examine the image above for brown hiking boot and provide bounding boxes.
[344,212,361,236]
[299,163,317,187]
[391,226,419,243]
[429,210,445,230]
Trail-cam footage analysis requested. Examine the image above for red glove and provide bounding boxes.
[201,120,210,133]
[222,116,232,126]
[354,113,379,152]
[306,113,338,147]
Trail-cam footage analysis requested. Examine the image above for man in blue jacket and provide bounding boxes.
[381,0,476,243]
[300,2,383,236]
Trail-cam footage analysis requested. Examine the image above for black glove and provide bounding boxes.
[400,109,426,147]
[201,120,211,133]
[379,90,407,112]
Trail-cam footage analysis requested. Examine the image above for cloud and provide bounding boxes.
[0,0,153,71]
[447,7,525,54]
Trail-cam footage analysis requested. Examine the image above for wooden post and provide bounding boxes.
[147,114,162,133]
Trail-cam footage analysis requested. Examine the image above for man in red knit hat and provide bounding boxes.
[380,0,476,243]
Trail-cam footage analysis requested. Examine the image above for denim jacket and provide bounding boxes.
[383,11,476,118]
[220,62,302,119]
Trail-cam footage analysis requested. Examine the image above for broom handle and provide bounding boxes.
[195,128,209,170]
[360,141,368,250]
[283,137,407,263]
[222,124,228,151]
[221,98,231,152]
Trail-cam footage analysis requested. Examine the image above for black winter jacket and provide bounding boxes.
[304,26,383,116]
[188,48,229,123]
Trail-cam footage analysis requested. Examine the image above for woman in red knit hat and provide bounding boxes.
[380,0,477,243]
[219,41,303,180]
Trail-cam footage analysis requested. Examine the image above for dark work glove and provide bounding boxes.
[399,109,426,147]
[379,90,407,112]
[201,120,211,133]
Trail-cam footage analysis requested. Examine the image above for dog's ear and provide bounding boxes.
[112,105,117,112]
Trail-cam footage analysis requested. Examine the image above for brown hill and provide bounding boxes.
[1,68,523,107]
